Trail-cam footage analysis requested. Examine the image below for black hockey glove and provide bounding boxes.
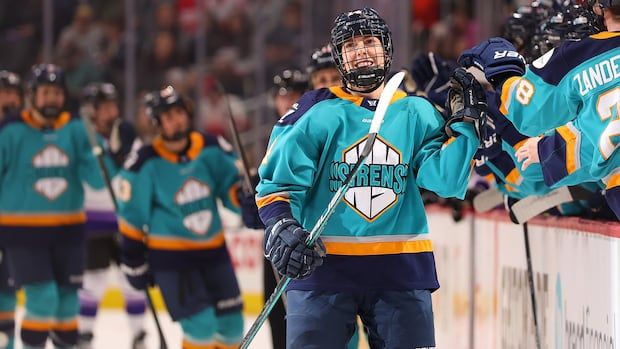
[236,175,265,229]
[445,67,488,139]
[120,256,153,290]
[264,214,326,279]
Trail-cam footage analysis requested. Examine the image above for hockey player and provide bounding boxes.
[0,63,105,348]
[0,71,22,121]
[460,0,620,218]
[306,46,341,89]
[77,82,147,349]
[0,70,23,349]
[117,86,244,349]
[272,69,308,118]
[256,8,485,347]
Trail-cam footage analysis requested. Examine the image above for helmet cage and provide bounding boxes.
[330,8,393,93]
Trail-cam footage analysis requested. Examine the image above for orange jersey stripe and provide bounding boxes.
[556,126,578,174]
[500,76,521,115]
[0,311,14,321]
[21,318,53,331]
[118,219,146,241]
[324,239,433,256]
[606,173,620,190]
[0,212,86,226]
[182,339,217,349]
[214,342,240,349]
[52,319,78,331]
[147,232,225,251]
[256,194,290,209]
[228,183,241,208]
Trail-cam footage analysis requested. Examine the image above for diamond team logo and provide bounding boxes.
[329,136,408,221]
[32,145,69,200]
[175,178,212,235]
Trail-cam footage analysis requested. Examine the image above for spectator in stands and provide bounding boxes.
[138,30,186,91]
[200,75,248,139]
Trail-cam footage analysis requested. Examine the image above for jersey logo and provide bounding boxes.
[32,145,69,200]
[329,136,408,221]
[175,178,212,235]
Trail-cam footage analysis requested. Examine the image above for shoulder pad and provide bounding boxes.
[124,145,158,172]
[198,132,235,154]
[276,88,337,126]
[0,112,24,131]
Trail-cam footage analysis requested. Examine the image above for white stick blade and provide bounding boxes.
[370,71,405,134]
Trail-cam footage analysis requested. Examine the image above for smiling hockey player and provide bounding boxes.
[117,86,244,349]
[0,64,105,349]
[255,8,486,348]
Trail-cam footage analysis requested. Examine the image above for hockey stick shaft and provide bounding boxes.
[216,79,288,308]
[82,118,169,349]
[239,72,405,348]
[523,223,542,349]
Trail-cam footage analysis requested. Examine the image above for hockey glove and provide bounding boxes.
[458,37,525,88]
[120,257,153,290]
[264,214,326,279]
[445,68,488,139]
[237,188,265,229]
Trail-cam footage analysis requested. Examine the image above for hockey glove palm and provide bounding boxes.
[458,37,525,88]
[445,68,488,139]
[264,215,326,279]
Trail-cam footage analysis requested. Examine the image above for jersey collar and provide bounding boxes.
[22,110,71,130]
[329,86,407,111]
[152,131,204,163]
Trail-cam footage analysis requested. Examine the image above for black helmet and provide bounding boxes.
[307,46,336,75]
[28,63,66,93]
[82,82,118,108]
[144,85,192,124]
[330,8,393,93]
[0,70,22,94]
[272,69,308,96]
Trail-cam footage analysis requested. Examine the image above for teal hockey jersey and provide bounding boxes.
[256,86,479,291]
[499,31,620,193]
[117,132,241,270]
[0,110,104,245]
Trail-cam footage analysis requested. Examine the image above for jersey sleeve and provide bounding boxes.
[498,46,581,136]
[116,160,152,258]
[411,99,479,199]
[205,138,242,213]
[75,120,107,190]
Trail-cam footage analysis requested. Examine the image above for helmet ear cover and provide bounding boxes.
[330,7,393,93]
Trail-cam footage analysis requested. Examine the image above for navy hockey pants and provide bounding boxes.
[286,289,435,349]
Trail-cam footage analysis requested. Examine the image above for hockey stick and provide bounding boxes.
[472,187,504,212]
[509,186,592,224]
[239,71,406,349]
[81,116,169,349]
[215,80,288,308]
[523,223,542,349]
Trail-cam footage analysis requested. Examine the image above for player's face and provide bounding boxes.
[159,105,190,141]
[311,68,342,89]
[341,35,385,74]
[94,100,119,135]
[275,91,302,117]
[34,85,65,111]
[0,88,22,115]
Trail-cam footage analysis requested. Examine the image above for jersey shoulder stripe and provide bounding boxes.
[0,112,25,131]
[530,33,620,86]
[125,144,159,172]
[275,88,337,126]
[201,132,234,154]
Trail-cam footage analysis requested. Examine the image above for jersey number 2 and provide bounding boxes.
[598,87,620,160]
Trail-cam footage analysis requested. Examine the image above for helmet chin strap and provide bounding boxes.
[161,128,191,142]
[36,105,62,120]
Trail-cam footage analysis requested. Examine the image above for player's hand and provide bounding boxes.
[458,37,525,88]
[264,214,326,279]
[120,257,153,290]
[237,188,265,230]
[515,136,542,171]
[445,68,488,138]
